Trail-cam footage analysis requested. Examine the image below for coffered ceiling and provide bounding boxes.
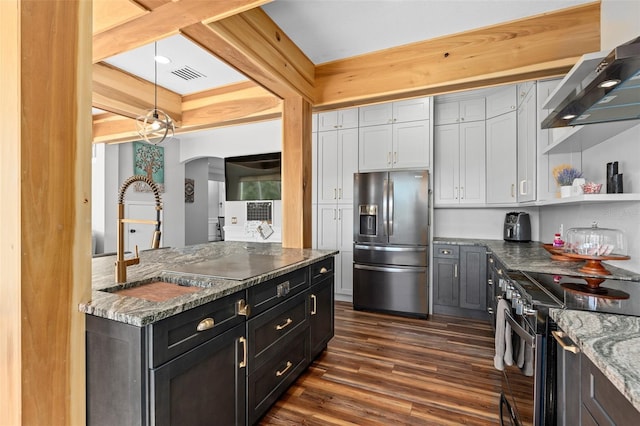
[92,0,601,143]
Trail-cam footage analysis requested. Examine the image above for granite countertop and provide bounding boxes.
[435,237,640,413]
[434,238,640,281]
[551,309,640,413]
[80,241,337,327]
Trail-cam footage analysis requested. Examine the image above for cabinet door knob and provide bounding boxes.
[196,317,215,332]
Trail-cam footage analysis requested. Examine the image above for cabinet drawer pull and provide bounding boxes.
[276,361,293,377]
[196,317,215,332]
[319,266,328,274]
[441,249,451,255]
[238,336,247,369]
[275,318,293,331]
[311,294,317,315]
[551,330,580,354]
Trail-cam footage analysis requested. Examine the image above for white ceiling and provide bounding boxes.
[102,0,593,97]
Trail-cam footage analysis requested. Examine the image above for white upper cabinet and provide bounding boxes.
[517,83,537,203]
[434,121,486,205]
[486,86,517,119]
[317,128,359,204]
[486,111,517,204]
[359,97,430,126]
[317,108,359,131]
[359,120,429,171]
[435,98,485,125]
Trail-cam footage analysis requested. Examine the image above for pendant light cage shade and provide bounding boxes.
[136,42,174,145]
[136,108,174,145]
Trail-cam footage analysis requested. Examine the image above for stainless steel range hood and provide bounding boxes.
[541,36,640,129]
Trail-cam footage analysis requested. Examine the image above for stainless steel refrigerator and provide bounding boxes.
[353,170,430,318]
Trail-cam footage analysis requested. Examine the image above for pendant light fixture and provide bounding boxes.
[135,42,174,145]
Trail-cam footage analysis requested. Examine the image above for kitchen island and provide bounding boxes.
[80,241,337,426]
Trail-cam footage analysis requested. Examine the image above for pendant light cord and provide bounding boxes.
[154,42,158,117]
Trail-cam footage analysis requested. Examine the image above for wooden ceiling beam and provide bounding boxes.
[92,62,182,123]
[182,7,315,102]
[314,2,601,109]
[93,81,281,144]
[93,0,273,62]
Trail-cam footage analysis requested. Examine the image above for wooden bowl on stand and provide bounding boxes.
[541,244,581,262]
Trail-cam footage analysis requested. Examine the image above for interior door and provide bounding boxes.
[126,202,162,252]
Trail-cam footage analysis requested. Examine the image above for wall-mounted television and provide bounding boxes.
[224,152,281,201]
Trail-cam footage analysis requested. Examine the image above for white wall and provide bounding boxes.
[434,207,540,241]
[91,144,106,254]
[179,120,282,163]
[600,0,640,51]
[185,157,209,245]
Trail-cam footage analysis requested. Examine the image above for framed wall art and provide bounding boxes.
[133,141,165,192]
[185,178,195,203]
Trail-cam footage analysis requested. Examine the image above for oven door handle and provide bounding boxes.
[504,310,535,348]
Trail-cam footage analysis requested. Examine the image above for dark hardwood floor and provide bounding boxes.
[259,301,507,425]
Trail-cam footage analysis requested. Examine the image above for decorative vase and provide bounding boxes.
[560,185,572,198]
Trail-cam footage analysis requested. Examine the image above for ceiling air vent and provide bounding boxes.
[171,66,206,81]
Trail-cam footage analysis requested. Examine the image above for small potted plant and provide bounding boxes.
[553,164,583,198]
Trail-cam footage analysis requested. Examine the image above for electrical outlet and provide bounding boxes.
[559,224,564,236]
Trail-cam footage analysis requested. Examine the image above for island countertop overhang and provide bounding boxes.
[80,241,338,327]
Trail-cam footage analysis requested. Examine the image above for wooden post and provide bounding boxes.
[281,97,312,248]
[0,1,92,424]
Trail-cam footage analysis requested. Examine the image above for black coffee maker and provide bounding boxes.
[504,212,531,242]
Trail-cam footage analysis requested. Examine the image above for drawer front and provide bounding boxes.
[248,291,308,372]
[311,257,335,284]
[433,244,459,259]
[248,329,308,425]
[149,292,247,367]
[248,268,309,316]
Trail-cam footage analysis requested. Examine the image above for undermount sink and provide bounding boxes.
[101,277,203,302]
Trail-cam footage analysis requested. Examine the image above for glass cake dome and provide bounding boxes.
[564,222,627,257]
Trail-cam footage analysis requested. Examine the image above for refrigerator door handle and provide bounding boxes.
[382,178,389,236]
[354,244,428,253]
[388,179,394,236]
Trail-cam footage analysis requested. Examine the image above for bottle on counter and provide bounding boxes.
[553,233,564,247]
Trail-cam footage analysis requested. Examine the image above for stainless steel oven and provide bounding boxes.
[494,270,563,426]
